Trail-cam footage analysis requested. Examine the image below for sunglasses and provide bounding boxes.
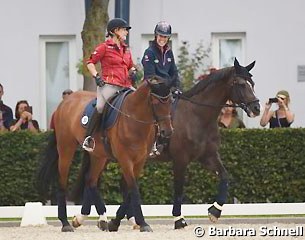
[63,91,72,95]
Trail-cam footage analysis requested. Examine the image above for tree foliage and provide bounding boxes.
[177,41,211,91]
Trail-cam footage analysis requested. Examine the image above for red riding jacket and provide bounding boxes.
[87,38,134,88]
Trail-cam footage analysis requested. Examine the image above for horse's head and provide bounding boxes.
[229,58,260,117]
[146,76,173,138]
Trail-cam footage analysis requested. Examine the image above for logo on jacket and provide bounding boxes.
[154,59,159,63]
[144,55,150,61]
[167,58,172,62]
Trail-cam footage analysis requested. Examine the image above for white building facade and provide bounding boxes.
[1,0,305,129]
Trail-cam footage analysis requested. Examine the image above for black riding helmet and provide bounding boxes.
[107,18,131,35]
[154,21,172,37]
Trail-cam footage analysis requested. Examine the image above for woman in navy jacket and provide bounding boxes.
[142,21,180,89]
[142,21,180,157]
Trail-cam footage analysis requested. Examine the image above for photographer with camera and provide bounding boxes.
[10,100,39,132]
[260,90,294,128]
[0,83,13,131]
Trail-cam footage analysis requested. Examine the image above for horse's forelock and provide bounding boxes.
[150,82,170,97]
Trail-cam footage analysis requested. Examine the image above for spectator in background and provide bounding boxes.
[10,100,39,132]
[260,90,294,128]
[218,100,245,128]
[0,83,13,131]
[62,89,73,100]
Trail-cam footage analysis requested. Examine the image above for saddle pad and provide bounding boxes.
[81,89,133,130]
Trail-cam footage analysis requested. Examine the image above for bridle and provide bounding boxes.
[150,91,172,125]
[176,74,258,110]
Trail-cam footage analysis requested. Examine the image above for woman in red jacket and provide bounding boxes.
[82,18,134,152]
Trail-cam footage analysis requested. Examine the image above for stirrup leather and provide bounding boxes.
[82,136,96,152]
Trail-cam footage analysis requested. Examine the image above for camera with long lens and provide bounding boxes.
[268,97,278,104]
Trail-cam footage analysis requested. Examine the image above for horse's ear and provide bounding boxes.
[234,58,240,67]
[246,61,256,72]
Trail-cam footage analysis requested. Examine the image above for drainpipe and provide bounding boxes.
[115,0,130,44]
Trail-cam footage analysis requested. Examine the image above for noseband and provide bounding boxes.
[231,76,259,110]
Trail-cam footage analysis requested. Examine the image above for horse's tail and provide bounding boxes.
[36,131,59,197]
[70,151,91,202]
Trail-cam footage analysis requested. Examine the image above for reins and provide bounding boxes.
[174,74,257,110]
[103,90,171,125]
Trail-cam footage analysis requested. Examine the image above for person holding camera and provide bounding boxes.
[10,100,39,132]
[0,83,13,131]
[260,90,294,128]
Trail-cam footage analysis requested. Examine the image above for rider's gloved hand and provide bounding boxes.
[172,88,182,96]
[94,73,105,87]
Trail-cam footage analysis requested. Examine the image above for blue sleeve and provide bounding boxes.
[4,107,13,129]
[141,49,156,79]
[168,51,180,88]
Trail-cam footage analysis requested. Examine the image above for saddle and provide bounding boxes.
[81,88,133,131]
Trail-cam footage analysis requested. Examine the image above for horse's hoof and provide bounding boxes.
[140,224,153,232]
[97,220,108,231]
[208,204,221,222]
[108,219,120,232]
[174,218,188,229]
[71,216,81,228]
[208,213,218,223]
[61,225,74,232]
[132,224,140,230]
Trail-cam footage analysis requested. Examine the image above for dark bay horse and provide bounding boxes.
[37,77,173,232]
[155,58,260,228]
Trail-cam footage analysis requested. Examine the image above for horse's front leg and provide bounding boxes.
[172,159,188,229]
[108,177,139,231]
[203,152,229,222]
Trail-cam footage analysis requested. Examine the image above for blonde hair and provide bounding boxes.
[276,90,290,104]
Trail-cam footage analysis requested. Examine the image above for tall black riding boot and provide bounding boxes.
[82,109,101,152]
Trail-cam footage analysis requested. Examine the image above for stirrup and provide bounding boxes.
[82,136,96,152]
[149,143,161,157]
[149,149,161,158]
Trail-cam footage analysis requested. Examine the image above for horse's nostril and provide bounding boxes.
[161,129,172,138]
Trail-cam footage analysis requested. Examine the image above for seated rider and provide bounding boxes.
[141,21,181,157]
[82,18,135,152]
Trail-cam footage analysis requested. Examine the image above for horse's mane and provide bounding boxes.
[183,67,234,97]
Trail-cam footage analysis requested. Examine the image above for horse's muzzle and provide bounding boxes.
[160,127,173,139]
[246,100,260,117]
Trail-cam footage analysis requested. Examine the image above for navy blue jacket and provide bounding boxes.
[142,40,180,88]
[0,102,13,130]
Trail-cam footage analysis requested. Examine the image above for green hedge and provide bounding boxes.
[0,129,304,206]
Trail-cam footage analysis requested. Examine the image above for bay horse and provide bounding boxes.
[37,76,173,232]
[163,58,260,228]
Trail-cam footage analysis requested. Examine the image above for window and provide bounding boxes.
[211,33,246,122]
[39,35,77,129]
[211,32,246,68]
